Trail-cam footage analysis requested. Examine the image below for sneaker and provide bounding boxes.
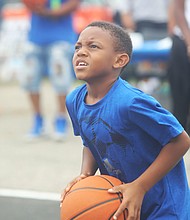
[26,114,45,139]
[53,116,67,141]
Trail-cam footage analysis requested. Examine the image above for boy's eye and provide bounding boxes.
[75,45,81,50]
[90,44,98,48]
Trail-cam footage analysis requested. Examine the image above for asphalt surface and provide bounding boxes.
[0,81,83,220]
[0,197,59,220]
[0,81,189,220]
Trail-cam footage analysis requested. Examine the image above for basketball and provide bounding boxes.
[60,175,127,220]
[22,0,47,10]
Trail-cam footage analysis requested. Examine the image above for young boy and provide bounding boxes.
[61,21,190,219]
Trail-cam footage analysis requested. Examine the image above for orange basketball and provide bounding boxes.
[22,0,47,10]
[60,175,127,220]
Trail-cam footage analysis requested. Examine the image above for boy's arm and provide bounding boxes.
[134,130,190,192]
[109,130,190,220]
[60,146,98,206]
[80,146,98,176]
[34,0,80,17]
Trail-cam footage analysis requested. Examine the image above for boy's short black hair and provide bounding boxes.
[86,21,133,59]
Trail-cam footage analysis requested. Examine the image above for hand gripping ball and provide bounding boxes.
[60,175,127,220]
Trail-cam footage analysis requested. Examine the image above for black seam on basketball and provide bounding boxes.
[98,176,127,219]
[108,209,127,220]
[68,187,108,195]
[97,175,115,187]
[108,210,116,220]
[107,193,125,220]
[116,192,127,219]
[70,197,121,220]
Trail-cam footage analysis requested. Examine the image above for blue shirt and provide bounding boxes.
[66,77,190,219]
[28,0,77,45]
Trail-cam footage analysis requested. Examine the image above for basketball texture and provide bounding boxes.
[60,175,127,220]
[22,0,47,10]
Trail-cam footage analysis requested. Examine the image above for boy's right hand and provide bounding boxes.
[60,174,88,207]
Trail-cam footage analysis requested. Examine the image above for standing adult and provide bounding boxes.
[21,0,79,140]
[168,0,190,133]
[120,0,170,40]
[118,0,170,93]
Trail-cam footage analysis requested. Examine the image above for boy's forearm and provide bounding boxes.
[80,146,98,176]
[134,131,190,192]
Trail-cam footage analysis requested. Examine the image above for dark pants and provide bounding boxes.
[136,20,168,40]
[168,35,190,131]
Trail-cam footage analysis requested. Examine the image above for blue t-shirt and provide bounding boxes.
[66,77,190,219]
[28,0,78,45]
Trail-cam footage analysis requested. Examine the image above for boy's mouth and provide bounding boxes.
[76,60,88,67]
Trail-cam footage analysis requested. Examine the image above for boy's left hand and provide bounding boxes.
[108,182,146,220]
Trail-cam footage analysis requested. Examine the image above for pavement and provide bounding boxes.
[0,80,190,220]
[0,80,83,220]
[0,80,83,192]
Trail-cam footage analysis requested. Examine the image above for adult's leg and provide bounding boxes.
[30,93,41,115]
[21,43,45,137]
[168,35,190,129]
[57,94,67,116]
[48,42,74,140]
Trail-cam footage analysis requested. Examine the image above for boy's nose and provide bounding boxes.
[77,47,88,56]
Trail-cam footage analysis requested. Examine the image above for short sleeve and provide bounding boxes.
[128,96,184,146]
[66,89,80,136]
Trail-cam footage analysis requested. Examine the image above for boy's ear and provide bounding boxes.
[113,53,130,69]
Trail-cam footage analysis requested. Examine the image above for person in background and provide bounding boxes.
[104,0,127,27]
[117,0,171,96]
[120,0,170,40]
[168,0,190,134]
[168,0,176,36]
[21,0,79,141]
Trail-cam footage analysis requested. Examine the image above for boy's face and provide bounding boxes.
[73,26,119,82]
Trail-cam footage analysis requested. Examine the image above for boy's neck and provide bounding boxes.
[85,78,118,105]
